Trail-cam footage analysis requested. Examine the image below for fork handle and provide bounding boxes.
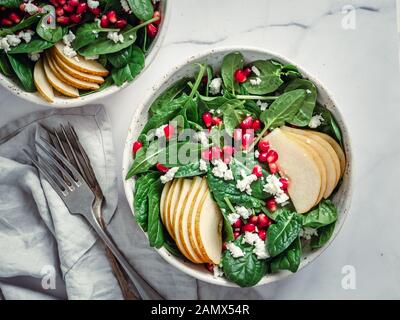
[87,214,164,300]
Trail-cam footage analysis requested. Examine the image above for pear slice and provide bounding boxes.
[311,131,346,178]
[46,53,100,91]
[34,59,54,103]
[282,127,339,198]
[177,177,204,263]
[194,190,223,265]
[53,42,109,76]
[165,179,181,239]
[43,58,79,98]
[51,50,105,84]
[265,128,322,213]
[160,181,172,229]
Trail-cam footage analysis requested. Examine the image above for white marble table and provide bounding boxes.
[1,0,399,299]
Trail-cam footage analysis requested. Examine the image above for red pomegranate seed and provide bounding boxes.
[201,149,213,161]
[115,19,127,29]
[257,214,271,229]
[202,112,212,128]
[59,0,66,5]
[56,16,70,24]
[156,163,169,173]
[240,116,253,130]
[55,7,64,16]
[269,162,278,174]
[68,0,79,6]
[132,141,143,155]
[1,18,12,26]
[223,156,231,164]
[252,119,261,131]
[258,140,270,152]
[63,4,74,13]
[258,229,266,241]
[100,15,109,27]
[106,10,117,23]
[266,198,277,212]
[147,23,158,38]
[280,177,289,190]
[252,165,263,178]
[19,3,26,11]
[242,223,256,233]
[222,145,235,156]
[258,152,268,163]
[242,132,253,150]
[233,128,242,141]
[248,215,258,225]
[9,13,20,24]
[76,2,87,14]
[212,116,222,126]
[222,242,227,251]
[163,124,174,140]
[243,67,252,77]
[70,14,81,23]
[153,10,161,25]
[91,7,101,16]
[205,263,214,272]
[266,149,278,164]
[211,146,222,160]
[233,231,241,239]
[232,219,242,229]
[234,69,247,83]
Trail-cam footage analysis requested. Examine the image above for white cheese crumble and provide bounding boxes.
[0,38,10,52]
[249,77,262,86]
[194,131,209,147]
[254,150,260,158]
[87,0,100,9]
[18,30,34,43]
[308,114,324,129]
[199,159,208,172]
[226,242,244,258]
[160,167,179,184]
[242,232,259,245]
[24,0,39,14]
[107,31,124,43]
[63,45,77,58]
[251,66,261,76]
[257,99,268,111]
[213,265,224,278]
[211,159,234,181]
[306,89,312,94]
[85,55,99,60]
[263,174,290,204]
[300,227,318,240]
[120,0,132,12]
[227,212,240,224]
[236,170,258,195]
[63,31,76,47]
[235,206,252,219]
[253,237,269,259]
[154,124,167,138]
[28,52,41,61]
[209,77,222,95]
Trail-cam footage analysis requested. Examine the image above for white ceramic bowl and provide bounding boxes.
[122,47,353,287]
[0,0,170,108]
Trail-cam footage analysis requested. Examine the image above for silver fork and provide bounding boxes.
[23,137,164,300]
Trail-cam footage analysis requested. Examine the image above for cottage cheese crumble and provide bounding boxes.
[209,77,222,95]
[226,242,244,258]
[213,265,224,278]
[235,206,252,219]
[160,167,179,184]
[249,77,262,86]
[300,227,318,240]
[251,66,261,76]
[227,212,240,224]
[211,159,234,181]
[236,170,258,195]
[308,114,324,129]
[107,31,124,44]
[87,0,99,9]
[199,159,208,172]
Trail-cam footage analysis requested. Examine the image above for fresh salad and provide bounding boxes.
[0,0,162,102]
[126,51,346,287]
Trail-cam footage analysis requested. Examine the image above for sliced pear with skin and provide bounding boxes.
[53,42,109,76]
[177,177,204,264]
[282,128,338,198]
[43,58,79,98]
[311,131,346,178]
[165,179,181,239]
[265,128,322,214]
[51,49,105,84]
[187,177,209,262]
[160,181,172,229]
[46,53,100,91]
[34,59,54,103]
[194,190,223,265]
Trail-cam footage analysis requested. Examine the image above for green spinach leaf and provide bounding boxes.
[310,222,336,249]
[147,179,164,248]
[221,52,244,94]
[127,0,154,21]
[270,237,301,273]
[73,22,118,50]
[36,14,64,43]
[243,60,283,95]
[7,54,35,92]
[7,38,53,54]
[302,200,337,228]
[111,46,144,86]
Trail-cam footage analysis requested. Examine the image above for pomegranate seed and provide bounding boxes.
[1,18,12,26]
[115,19,127,29]
[266,198,277,212]
[258,152,268,163]
[132,141,143,155]
[234,69,247,83]
[280,177,289,190]
[205,263,214,272]
[243,67,252,77]
[232,219,242,229]
[9,13,20,24]
[201,75,208,84]
[106,10,117,23]
[257,214,271,229]
[233,128,242,141]
[222,145,235,156]
[258,140,270,152]
[202,112,212,128]
[258,229,266,241]
[222,242,227,251]
[252,119,261,131]
[242,132,253,150]
[63,4,74,13]
[156,163,169,173]
[76,2,87,14]
[58,0,66,5]
[252,165,263,178]
[248,215,258,225]
[269,162,278,174]
[212,116,222,126]
[68,0,79,6]
[91,7,101,16]
[153,10,161,25]
[147,23,158,38]
[201,149,213,161]
[56,16,70,24]
[211,146,222,160]
[100,15,109,27]
[55,7,64,16]
[233,231,240,239]
[242,223,256,233]
[19,3,26,11]
[266,149,278,164]
[223,156,231,164]
[240,116,253,130]
[70,14,81,23]
[163,124,174,140]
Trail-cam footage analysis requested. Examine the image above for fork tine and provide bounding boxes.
[35,151,71,191]
[54,129,77,172]
[23,149,67,198]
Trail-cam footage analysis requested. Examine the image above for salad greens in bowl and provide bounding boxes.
[122,47,353,287]
[0,0,168,107]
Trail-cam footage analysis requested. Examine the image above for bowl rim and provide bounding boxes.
[122,45,354,287]
[0,0,171,108]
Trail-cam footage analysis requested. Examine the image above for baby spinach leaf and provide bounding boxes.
[73,22,118,50]
[36,15,64,43]
[243,60,283,95]
[310,221,336,249]
[0,0,22,8]
[126,140,160,178]
[281,64,302,80]
[163,232,185,258]
[7,54,35,92]
[147,180,164,248]
[313,104,343,144]
[285,79,317,127]
[128,0,154,21]
[7,38,53,54]
[111,46,145,86]
[0,53,13,76]
[0,13,42,36]
[173,162,206,178]
[221,52,244,94]
[267,208,302,257]
[198,96,229,112]
[223,103,246,136]
[302,200,337,228]
[222,236,268,287]
[270,237,301,273]
[260,89,306,129]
